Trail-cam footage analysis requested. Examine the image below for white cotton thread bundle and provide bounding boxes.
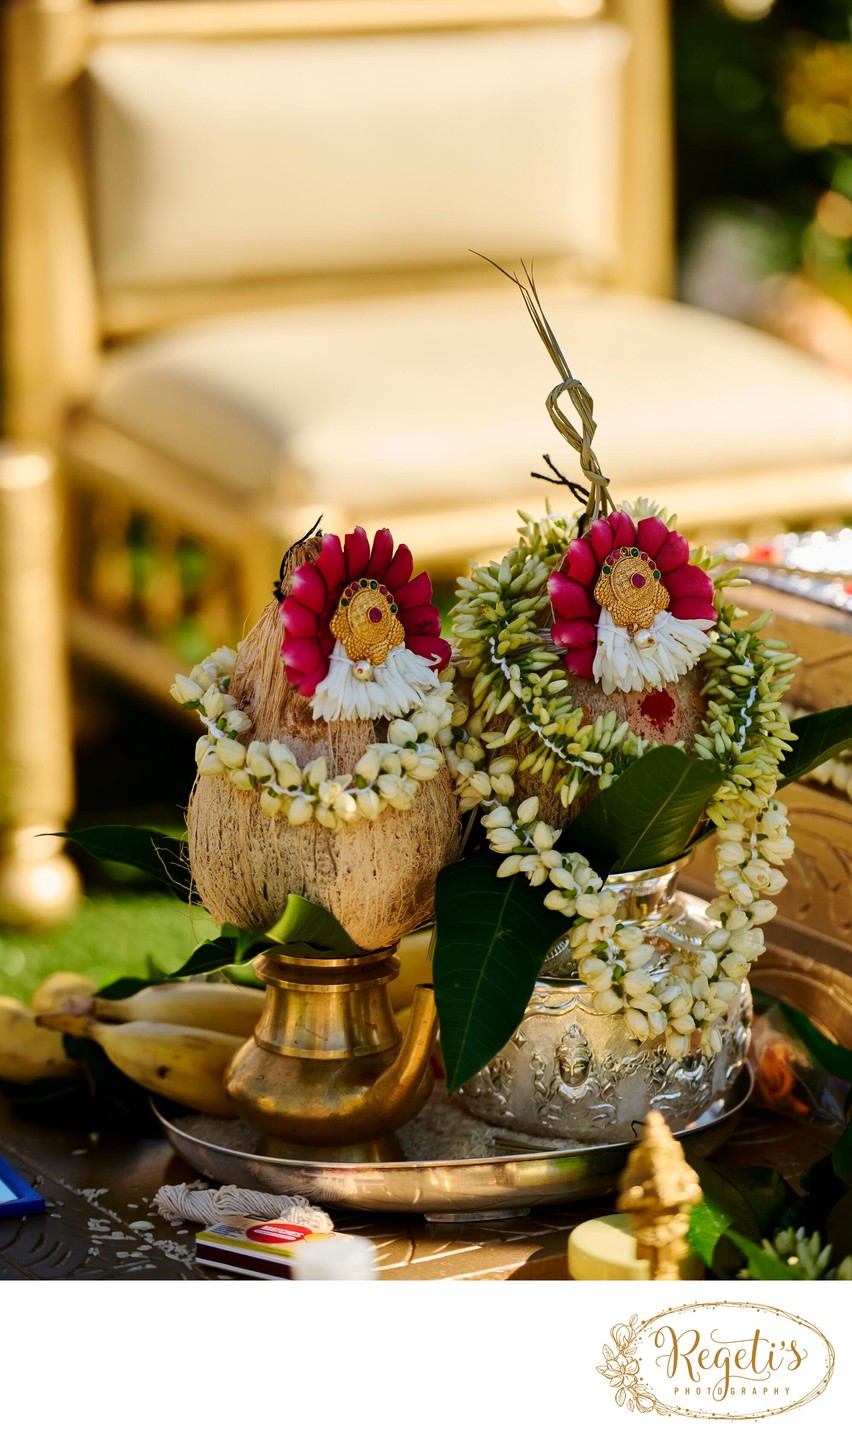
[310,640,440,721]
[593,609,714,695]
[154,1182,334,1231]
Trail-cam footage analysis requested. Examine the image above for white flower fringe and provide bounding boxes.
[311,639,441,721]
[593,608,714,695]
[154,1182,334,1231]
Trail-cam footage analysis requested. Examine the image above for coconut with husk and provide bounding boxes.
[186,534,460,952]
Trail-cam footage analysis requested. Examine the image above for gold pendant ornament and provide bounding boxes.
[330,579,405,666]
[594,547,670,635]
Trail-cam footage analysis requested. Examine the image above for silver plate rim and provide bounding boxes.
[152,1066,753,1173]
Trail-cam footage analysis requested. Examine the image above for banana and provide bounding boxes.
[389,927,433,1011]
[31,970,97,1013]
[91,982,264,1037]
[36,1012,240,1116]
[0,996,81,1084]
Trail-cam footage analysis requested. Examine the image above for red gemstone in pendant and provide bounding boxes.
[368,606,382,623]
[631,573,646,588]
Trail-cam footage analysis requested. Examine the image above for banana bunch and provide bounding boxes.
[0,996,82,1084]
[35,1011,241,1118]
[1,928,434,1114]
[90,982,264,1036]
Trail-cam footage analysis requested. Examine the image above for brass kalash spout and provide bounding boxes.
[224,947,437,1160]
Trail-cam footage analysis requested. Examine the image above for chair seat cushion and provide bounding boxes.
[88,287,852,518]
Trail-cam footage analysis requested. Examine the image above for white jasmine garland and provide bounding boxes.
[171,645,454,832]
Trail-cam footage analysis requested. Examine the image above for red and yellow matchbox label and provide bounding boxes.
[195,1218,348,1279]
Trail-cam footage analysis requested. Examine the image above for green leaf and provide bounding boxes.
[726,1231,804,1281]
[561,747,724,872]
[688,1158,794,1268]
[266,895,367,958]
[170,931,270,979]
[433,850,568,1092]
[831,1118,852,1187]
[56,826,193,904]
[169,897,367,978]
[779,706,852,789]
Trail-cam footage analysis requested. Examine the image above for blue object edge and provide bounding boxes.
[0,1153,46,1217]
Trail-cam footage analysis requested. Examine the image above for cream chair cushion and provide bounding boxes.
[86,25,628,291]
[89,287,852,537]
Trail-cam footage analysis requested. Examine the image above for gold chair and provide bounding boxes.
[2,0,852,918]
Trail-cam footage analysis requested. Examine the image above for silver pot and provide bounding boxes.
[456,858,751,1146]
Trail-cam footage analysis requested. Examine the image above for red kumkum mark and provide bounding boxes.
[638,688,677,734]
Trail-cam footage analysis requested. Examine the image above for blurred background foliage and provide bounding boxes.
[676,0,852,372]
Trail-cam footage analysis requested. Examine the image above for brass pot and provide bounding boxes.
[224,947,437,1160]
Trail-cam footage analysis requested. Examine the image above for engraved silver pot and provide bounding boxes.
[456,857,752,1146]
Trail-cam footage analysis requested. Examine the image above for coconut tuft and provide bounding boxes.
[187,541,460,951]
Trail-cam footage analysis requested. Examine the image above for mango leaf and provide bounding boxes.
[170,896,367,978]
[779,706,852,789]
[725,1231,803,1280]
[831,1118,852,1187]
[561,746,724,872]
[169,931,270,979]
[433,850,568,1092]
[267,895,367,958]
[55,826,193,904]
[688,1158,794,1269]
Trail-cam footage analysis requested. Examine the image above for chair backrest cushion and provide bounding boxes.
[86,23,629,291]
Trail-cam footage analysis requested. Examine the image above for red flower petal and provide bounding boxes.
[290,563,327,612]
[565,644,596,679]
[587,517,616,564]
[314,534,345,593]
[665,565,715,602]
[563,537,598,588]
[549,572,598,620]
[394,570,433,610]
[280,597,320,639]
[400,603,442,635]
[551,618,597,649]
[344,527,371,580]
[655,532,690,574]
[637,516,668,558]
[366,528,394,578]
[670,597,717,623]
[381,543,414,592]
[288,660,330,697]
[609,512,637,550]
[281,636,325,675]
[406,633,452,669]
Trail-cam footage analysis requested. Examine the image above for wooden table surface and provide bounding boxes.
[0,1092,831,1281]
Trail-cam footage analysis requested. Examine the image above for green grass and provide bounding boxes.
[0,894,218,1005]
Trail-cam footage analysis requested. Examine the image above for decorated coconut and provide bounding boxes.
[175,528,460,953]
[433,265,806,1129]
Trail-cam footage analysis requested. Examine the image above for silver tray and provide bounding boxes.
[153,1067,752,1219]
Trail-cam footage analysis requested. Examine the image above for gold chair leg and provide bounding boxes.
[0,445,79,926]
